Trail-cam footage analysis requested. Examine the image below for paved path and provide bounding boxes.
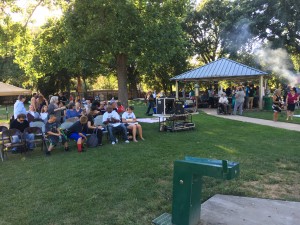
[201,108,300,132]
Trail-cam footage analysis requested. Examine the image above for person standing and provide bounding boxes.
[14,95,27,120]
[145,91,155,115]
[233,87,245,115]
[58,92,68,105]
[272,89,283,122]
[208,88,214,108]
[244,84,250,109]
[248,84,255,109]
[48,96,66,124]
[286,87,299,121]
[30,93,38,112]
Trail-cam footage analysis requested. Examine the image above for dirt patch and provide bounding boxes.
[242,171,300,201]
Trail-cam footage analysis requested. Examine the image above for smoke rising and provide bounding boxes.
[254,47,299,86]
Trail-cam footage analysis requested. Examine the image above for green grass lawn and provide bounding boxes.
[243,108,300,124]
[0,102,300,225]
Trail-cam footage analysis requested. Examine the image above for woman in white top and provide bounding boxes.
[40,105,49,122]
[122,106,144,142]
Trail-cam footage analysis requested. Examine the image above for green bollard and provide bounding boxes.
[152,156,239,225]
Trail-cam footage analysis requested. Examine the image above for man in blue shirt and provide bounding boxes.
[13,95,27,119]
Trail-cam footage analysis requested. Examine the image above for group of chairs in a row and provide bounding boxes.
[0,125,45,162]
[0,115,109,162]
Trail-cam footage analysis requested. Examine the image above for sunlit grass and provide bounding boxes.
[0,102,299,225]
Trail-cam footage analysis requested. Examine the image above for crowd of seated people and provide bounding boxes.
[9,93,144,155]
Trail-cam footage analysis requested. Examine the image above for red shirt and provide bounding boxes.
[117,105,125,114]
[287,93,298,104]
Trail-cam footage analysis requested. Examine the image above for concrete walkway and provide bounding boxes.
[201,108,300,132]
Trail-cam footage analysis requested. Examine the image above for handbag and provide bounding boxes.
[87,128,99,148]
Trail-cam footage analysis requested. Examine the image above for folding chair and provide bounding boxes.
[66,117,79,123]
[58,121,74,144]
[0,126,9,162]
[30,121,46,133]
[1,129,27,160]
[23,127,46,152]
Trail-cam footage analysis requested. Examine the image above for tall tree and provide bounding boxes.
[184,0,233,64]
[63,0,190,107]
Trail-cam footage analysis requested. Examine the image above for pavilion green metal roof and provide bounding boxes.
[171,58,268,81]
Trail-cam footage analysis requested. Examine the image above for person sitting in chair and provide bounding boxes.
[86,105,103,146]
[218,93,230,114]
[45,114,69,155]
[103,105,129,145]
[122,106,144,142]
[10,113,35,152]
[67,116,89,152]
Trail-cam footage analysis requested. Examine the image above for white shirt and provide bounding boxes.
[102,110,121,127]
[40,112,48,122]
[219,96,229,104]
[122,111,136,120]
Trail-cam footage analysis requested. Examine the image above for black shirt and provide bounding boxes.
[45,121,59,134]
[58,96,68,104]
[68,121,88,134]
[10,119,29,132]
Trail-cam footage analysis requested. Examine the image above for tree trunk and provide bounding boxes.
[77,76,83,98]
[116,53,128,108]
[127,65,139,99]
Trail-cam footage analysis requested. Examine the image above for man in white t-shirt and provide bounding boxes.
[103,105,129,145]
[218,93,230,114]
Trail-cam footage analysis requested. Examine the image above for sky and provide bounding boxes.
[9,0,202,27]
[9,0,62,27]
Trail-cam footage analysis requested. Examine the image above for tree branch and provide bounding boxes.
[23,0,44,29]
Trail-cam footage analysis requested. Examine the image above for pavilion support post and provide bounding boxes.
[259,75,264,110]
[175,81,179,100]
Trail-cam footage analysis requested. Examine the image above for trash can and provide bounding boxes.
[263,96,273,110]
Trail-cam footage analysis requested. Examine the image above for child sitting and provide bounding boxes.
[45,114,69,155]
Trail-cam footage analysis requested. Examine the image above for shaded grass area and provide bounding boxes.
[0,102,300,225]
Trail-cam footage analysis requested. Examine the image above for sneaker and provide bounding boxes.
[125,140,130,144]
[64,147,69,152]
[45,151,51,156]
[112,141,116,145]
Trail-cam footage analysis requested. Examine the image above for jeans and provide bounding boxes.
[107,124,128,142]
[233,101,244,115]
[12,134,35,151]
[146,101,155,114]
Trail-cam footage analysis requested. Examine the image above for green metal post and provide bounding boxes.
[152,157,239,225]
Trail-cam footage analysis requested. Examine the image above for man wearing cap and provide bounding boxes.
[14,95,27,120]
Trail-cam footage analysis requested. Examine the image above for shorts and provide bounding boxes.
[272,104,281,113]
[287,104,295,112]
[69,132,87,141]
[48,135,67,145]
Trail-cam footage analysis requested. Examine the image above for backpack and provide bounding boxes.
[87,128,99,148]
